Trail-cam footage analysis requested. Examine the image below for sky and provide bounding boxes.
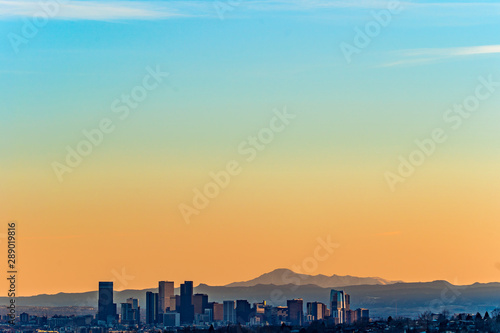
[1,0,500,296]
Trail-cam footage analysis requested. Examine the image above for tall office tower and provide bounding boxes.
[235,300,251,324]
[330,290,345,324]
[98,282,117,323]
[223,301,236,323]
[193,294,209,315]
[146,292,159,325]
[121,303,132,324]
[158,281,175,313]
[287,299,304,326]
[307,302,326,321]
[180,281,194,324]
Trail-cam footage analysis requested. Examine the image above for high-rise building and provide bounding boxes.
[98,282,117,323]
[330,290,346,324]
[121,298,140,325]
[223,301,236,323]
[159,281,175,313]
[121,303,132,324]
[306,302,326,321]
[287,299,304,326]
[180,281,194,324]
[193,294,209,315]
[129,298,140,325]
[146,292,159,325]
[235,300,251,324]
[345,309,355,324]
[355,308,369,323]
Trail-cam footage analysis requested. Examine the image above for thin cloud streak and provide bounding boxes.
[381,45,500,67]
[0,0,186,20]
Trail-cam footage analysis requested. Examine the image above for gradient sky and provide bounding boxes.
[1,0,500,296]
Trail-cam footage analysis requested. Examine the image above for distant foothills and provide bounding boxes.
[2,269,500,318]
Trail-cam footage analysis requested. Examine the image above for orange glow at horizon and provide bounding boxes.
[2,157,500,297]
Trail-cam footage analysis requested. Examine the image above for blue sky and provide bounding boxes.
[1,0,499,156]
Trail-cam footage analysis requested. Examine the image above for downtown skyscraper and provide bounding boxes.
[159,281,174,313]
[330,289,350,324]
[146,291,159,325]
[180,281,194,324]
[97,282,117,323]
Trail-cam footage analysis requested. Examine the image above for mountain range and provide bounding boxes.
[224,268,401,288]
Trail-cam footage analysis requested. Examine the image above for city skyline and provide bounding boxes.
[2,0,500,297]
[95,279,369,327]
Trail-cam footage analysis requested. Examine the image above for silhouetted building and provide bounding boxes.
[180,281,194,324]
[287,299,304,326]
[355,308,369,323]
[159,281,174,313]
[146,292,159,325]
[236,300,251,324]
[121,298,140,325]
[98,282,117,323]
[223,301,236,323]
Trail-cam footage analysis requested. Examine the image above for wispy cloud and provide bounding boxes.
[0,0,396,21]
[382,45,500,67]
[0,0,186,20]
